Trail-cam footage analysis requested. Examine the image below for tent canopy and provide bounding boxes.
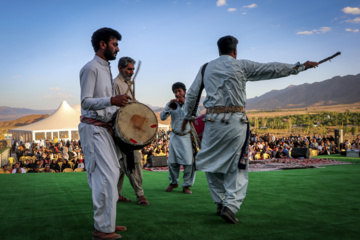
[12,101,80,131]
[9,101,81,142]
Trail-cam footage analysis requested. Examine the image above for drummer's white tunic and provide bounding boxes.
[79,55,121,233]
[184,55,304,213]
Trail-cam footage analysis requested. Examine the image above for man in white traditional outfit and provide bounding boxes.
[78,27,131,240]
[161,82,198,194]
[182,35,318,224]
[113,56,149,206]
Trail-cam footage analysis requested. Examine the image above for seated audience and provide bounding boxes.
[62,159,71,171]
[275,147,287,159]
[76,159,85,169]
[28,165,40,173]
[50,159,61,172]
[1,165,10,174]
[42,164,52,173]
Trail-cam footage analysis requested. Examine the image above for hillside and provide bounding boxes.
[0,114,49,140]
[246,74,360,110]
[1,74,360,140]
[0,107,53,121]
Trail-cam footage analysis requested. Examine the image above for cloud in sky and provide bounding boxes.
[43,87,73,100]
[243,3,257,8]
[12,75,21,79]
[43,92,73,100]
[296,27,332,35]
[49,87,61,91]
[296,30,313,35]
[345,17,360,23]
[216,0,226,7]
[342,7,360,15]
[318,27,332,33]
[228,8,237,12]
[345,28,359,32]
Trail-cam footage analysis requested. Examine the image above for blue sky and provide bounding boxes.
[0,0,359,110]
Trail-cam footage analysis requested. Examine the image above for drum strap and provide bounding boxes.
[172,129,191,136]
[80,116,114,136]
[125,80,135,100]
[190,62,208,117]
[123,149,135,173]
[238,122,250,170]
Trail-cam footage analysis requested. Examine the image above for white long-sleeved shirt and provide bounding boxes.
[79,55,118,123]
[185,55,304,120]
[183,55,305,173]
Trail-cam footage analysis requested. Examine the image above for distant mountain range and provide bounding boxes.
[1,74,359,121]
[0,107,54,121]
[246,73,360,110]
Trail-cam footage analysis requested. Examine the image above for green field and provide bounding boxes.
[0,155,359,240]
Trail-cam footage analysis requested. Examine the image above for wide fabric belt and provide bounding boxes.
[172,129,191,136]
[206,106,244,114]
[80,116,114,136]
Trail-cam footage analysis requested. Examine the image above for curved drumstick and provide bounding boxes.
[318,51,341,65]
[305,52,341,70]
[131,60,141,100]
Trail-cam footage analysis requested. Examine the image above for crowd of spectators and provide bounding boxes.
[2,129,359,174]
[248,132,360,160]
[2,130,171,173]
[141,130,170,168]
[2,139,85,174]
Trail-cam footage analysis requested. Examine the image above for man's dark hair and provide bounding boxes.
[91,27,122,52]
[172,82,186,93]
[118,57,136,69]
[217,35,238,55]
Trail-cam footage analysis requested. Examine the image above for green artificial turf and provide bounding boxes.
[0,155,359,240]
[313,153,360,163]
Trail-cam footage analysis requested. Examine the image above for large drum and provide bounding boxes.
[192,114,206,141]
[114,101,158,150]
[190,114,206,150]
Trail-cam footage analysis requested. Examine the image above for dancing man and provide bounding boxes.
[79,27,131,240]
[113,56,149,206]
[161,82,198,194]
[182,35,318,223]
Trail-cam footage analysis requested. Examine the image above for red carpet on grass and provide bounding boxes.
[144,158,351,172]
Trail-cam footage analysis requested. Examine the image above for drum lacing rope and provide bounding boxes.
[125,80,135,101]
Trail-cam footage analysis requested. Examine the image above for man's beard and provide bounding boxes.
[104,46,116,60]
[120,69,131,81]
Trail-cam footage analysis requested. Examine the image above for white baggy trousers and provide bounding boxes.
[205,159,249,214]
[79,123,121,233]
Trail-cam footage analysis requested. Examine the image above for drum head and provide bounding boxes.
[115,102,158,147]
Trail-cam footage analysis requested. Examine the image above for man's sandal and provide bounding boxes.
[118,195,132,202]
[137,195,149,206]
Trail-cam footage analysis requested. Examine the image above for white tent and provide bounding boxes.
[158,123,170,132]
[8,101,81,143]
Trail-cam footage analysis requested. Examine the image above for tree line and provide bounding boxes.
[249,111,360,134]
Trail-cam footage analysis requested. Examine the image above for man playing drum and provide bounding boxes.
[160,82,198,194]
[182,35,318,224]
[113,57,149,206]
[79,28,130,240]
